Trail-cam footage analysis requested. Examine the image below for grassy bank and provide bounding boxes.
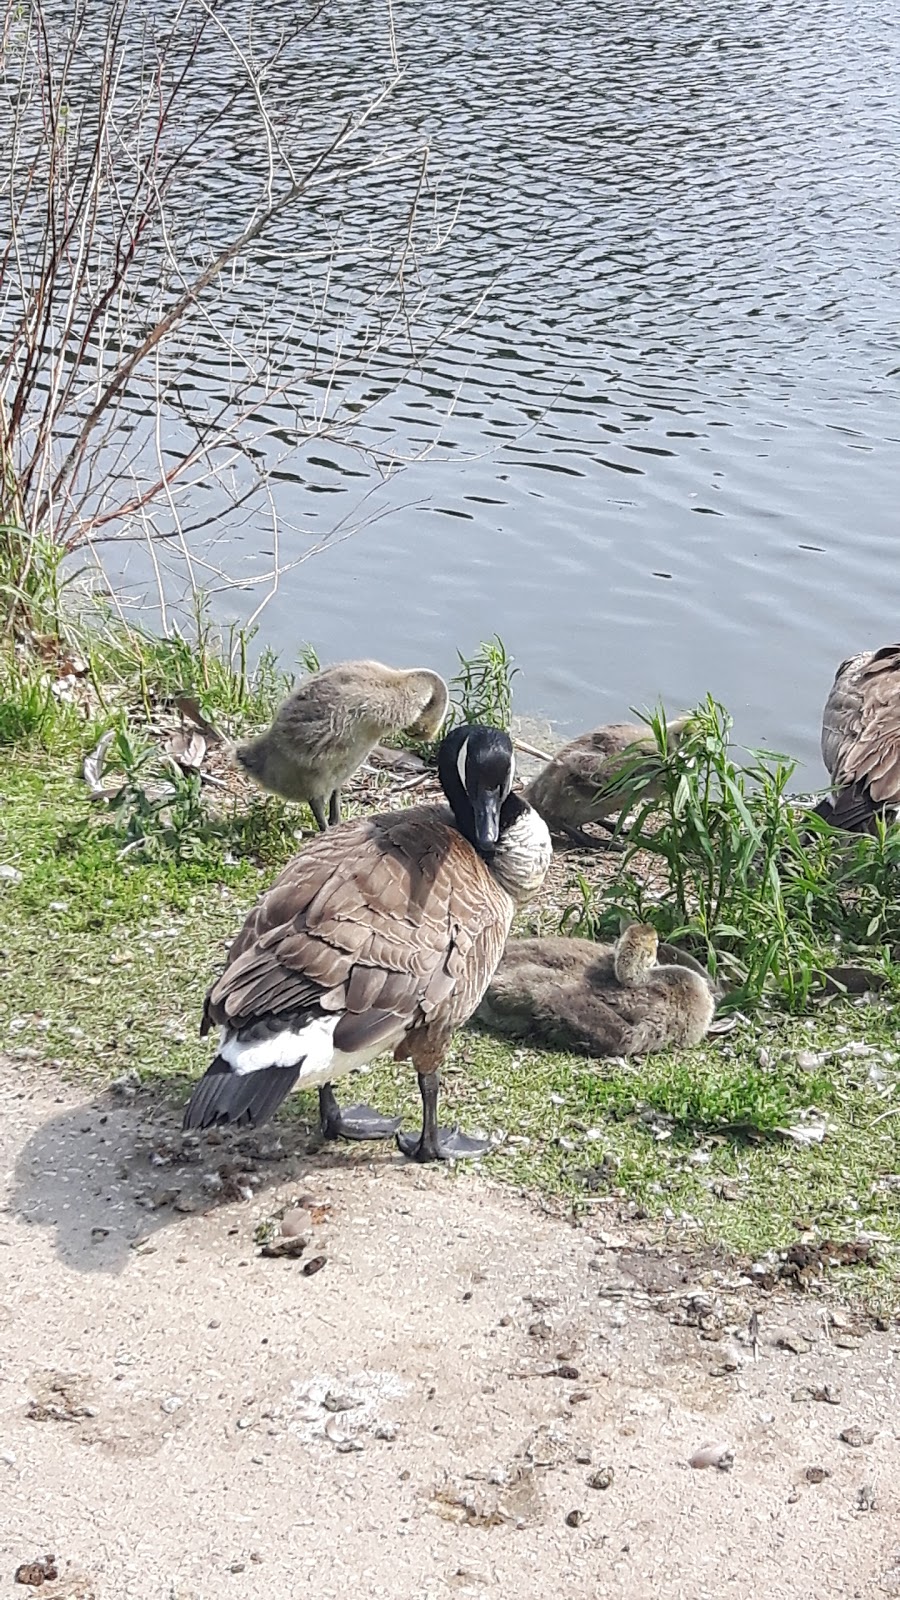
[1,614,900,1311]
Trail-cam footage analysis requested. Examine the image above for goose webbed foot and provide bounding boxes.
[395,1069,490,1162]
[318,1083,400,1141]
[396,1126,490,1162]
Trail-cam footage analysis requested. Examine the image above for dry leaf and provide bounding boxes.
[166,729,207,770]
[259,1236,307,1259]
[776,1115,828,1146]
[82,730,119,799]
[174,695,226,744]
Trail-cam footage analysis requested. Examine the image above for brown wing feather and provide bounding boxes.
[822,647,900,809]
[203,803,513,1042]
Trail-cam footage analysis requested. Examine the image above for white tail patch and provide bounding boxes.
[218,1014,408,1091]
[220,1014,339,1077]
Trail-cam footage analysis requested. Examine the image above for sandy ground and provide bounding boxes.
[1,1057,899,1600]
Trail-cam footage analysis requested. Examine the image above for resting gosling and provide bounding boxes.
[524,717,690,848]
[476,923,715,1057]
[236,659,449,830]
[816,645,900,831]
[184,725,552,1162]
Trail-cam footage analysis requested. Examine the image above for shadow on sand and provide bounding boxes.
[10,1077,408,1275]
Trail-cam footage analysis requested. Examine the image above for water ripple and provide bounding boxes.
[27,0,900,772]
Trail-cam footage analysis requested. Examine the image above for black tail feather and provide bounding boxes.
[183,1056,301,1131]
[814,782,879,835]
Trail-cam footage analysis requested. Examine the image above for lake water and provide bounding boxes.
[60,3,900,773]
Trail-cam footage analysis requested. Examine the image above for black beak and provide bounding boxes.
[472,788,501,852]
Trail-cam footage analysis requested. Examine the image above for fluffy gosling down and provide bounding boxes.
[476,923,715,1058]
[524,717,690,848]
[236,659,450,830]
[184,725,552,1161]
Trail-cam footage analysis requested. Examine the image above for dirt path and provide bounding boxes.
[1,1059,898,1600]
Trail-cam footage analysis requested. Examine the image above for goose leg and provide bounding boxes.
[309,796,329,832]
[560,821,625,852]
[318,1082,401,1141]
[396,1071,490,1162]
[328,788,342,826]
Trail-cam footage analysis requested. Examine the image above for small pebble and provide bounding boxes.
[587,1466,614,1491]
[776,1330,812,1355]
[280,1207,308,1239]
[322,1393,357,1413]
[565,1509,585,1528]
[160,1396,183,1414]
[840,1426,875,1448]
[303,1255,327,1277]
[806,1465,830,1483]
[717,1343,743,1373]
[858,1483,877,1511]
[690,1443,734,1471]
[236,1417,253,1431]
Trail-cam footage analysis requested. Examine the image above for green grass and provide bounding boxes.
[1,615,899,1311]
[565,696,900,1011]
[2,746,900,1310]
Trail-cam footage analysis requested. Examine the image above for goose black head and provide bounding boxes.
[438,725,517,855]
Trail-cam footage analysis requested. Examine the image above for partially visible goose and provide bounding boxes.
[816,645,900,831]
[183,725,552,1161]
[524,717,690,848]
[476,923,715,1057]
[236,660,449,830]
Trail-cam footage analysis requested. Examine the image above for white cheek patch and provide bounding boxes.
[505,751,516,798]
[456,735,470,790]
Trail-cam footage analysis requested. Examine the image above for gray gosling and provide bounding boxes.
[476,923,715,1057]
[524,717,691,848]
[236,659,449,829]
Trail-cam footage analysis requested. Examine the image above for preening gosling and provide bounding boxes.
[524,717,690,848]
[236,659,449,830]
[476,924,715,1057]
[184,725,552,1162]
[817,644,900,831]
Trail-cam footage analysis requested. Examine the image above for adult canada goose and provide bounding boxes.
[183,725,552,1161]
[524,717,690,848]
[236,660,449,830]
[816,645,900,831]
[476,924,715,1057]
